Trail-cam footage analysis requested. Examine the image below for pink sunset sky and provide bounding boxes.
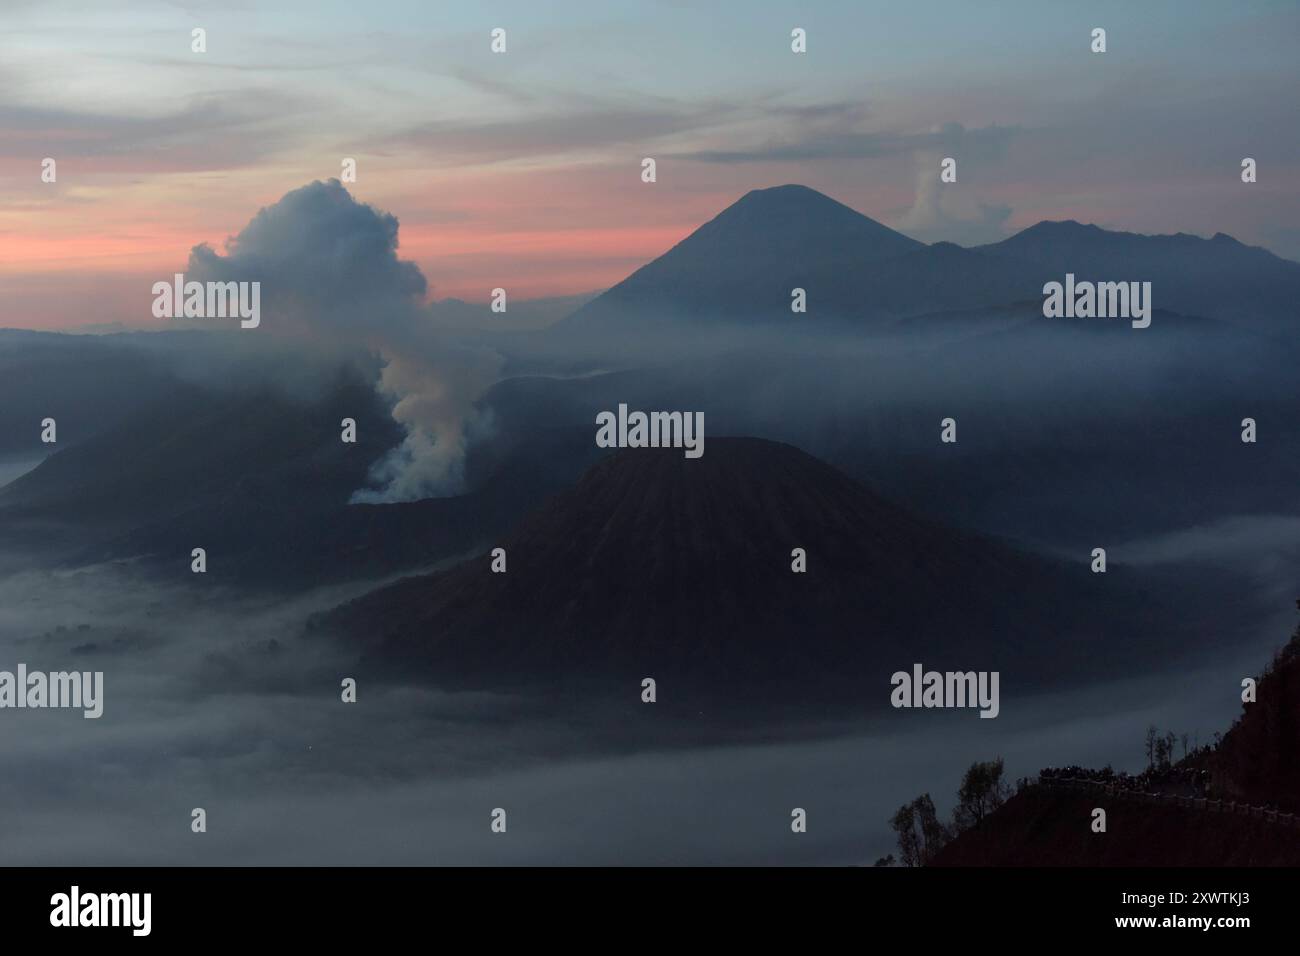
[3,0,1298,330]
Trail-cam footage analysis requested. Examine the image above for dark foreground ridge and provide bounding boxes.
[932,786,1300,866]
[933,610,1300,865]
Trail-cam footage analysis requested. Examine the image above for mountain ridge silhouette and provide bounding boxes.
[563,184,1300,328]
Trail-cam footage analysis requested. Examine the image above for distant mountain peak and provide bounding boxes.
[561,184,923,327]
[1019,219,1106,236]
[727,183,859,212]
[700,183,910,240]
[738,182,825,200]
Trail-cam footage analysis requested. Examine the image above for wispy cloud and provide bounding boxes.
[0,90,315,172]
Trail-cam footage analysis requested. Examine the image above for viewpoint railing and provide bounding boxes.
[1034,775,1300,829]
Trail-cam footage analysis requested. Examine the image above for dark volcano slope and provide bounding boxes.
[314,438,1198,702]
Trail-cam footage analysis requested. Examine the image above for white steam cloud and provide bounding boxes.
[895,122,1014,246]
[184,179,501,501]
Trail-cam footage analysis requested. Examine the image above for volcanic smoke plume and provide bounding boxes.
[185,179,502,501]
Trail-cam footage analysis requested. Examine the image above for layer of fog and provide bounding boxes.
[0,519,1292,866]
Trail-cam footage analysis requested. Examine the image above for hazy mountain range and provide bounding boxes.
[564,184,1300,330]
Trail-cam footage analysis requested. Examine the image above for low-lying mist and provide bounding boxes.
[0,521,1293,865]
